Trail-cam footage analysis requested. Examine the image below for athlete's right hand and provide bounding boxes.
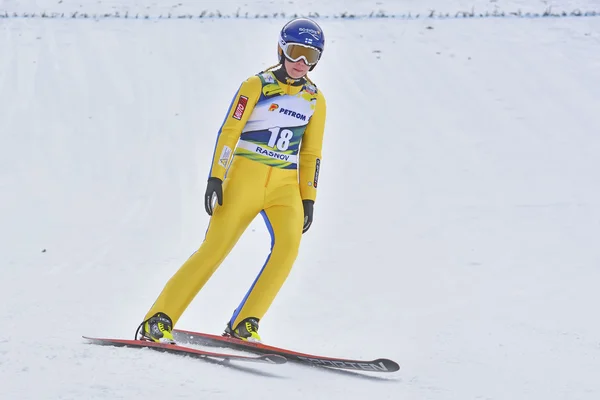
[205,177,223,216]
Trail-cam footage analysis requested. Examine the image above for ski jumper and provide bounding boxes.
[145,70,327,329]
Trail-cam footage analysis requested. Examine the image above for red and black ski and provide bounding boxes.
[82,336,287,365]
[171,329,400,373]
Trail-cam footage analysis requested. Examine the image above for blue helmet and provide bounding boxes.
[278,18,325,71]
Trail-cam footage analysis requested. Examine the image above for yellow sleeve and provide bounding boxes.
[299,89,327,202]
[208,75,263,180]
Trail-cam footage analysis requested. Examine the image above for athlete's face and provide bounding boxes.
[284,59,311,79]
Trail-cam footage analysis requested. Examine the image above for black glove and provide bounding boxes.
[205,177,223,216]
[302,200,314,234]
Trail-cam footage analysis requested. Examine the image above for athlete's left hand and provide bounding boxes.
[302,200,314,233]
[205,177,223,216]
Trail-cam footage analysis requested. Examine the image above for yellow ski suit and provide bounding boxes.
[144,69,327,330]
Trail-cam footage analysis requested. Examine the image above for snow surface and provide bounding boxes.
[1,1,600,399]
[3,0,600,16]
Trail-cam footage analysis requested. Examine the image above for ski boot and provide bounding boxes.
[225,317,262,343]
[136,312,176,344]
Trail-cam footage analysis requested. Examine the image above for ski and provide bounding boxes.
[171,329,400,373]
[82,336,287,365]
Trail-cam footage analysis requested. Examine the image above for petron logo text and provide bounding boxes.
[279,108,306,121]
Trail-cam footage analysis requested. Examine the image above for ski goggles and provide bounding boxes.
[280,42,321,65]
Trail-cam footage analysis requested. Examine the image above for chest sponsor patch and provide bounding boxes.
[232,95,249,120]
[279,108,307,121]
[304,84,317,95]
[261,72,275,84]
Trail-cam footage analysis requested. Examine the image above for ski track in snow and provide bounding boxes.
[1,1,600,399]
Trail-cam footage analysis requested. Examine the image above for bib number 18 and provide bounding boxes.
[267,127,293,151]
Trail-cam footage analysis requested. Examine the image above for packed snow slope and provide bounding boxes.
[3,0,600,16]
[1,1,600,399]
